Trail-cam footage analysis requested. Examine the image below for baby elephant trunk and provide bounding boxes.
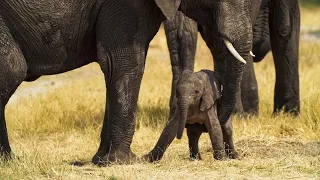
[177,98,189,139]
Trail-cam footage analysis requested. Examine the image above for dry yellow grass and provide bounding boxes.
[301,7,320,29]
[1,8,320,180]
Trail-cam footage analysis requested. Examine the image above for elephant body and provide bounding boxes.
[174,70,237,160]
[145,0,300,162]
[0,0,254,164]
[0,0,170,164]
[165,0,300,116]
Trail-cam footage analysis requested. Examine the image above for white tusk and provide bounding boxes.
[250,51,256,57]
[223,38,247,64]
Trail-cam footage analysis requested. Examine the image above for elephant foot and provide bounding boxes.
[273,107,299,117]
[213,150,226,161]
[142,148,164,163]
[242,105,259,117]
[92,149,137,166]
[190,152,202,161]
[0,149,12,161]
[226,149,239,159]
[92,149,106,165]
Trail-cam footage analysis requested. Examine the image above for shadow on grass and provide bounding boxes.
[70,160,91,167]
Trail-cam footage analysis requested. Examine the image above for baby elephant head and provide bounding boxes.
[176,69,222,139]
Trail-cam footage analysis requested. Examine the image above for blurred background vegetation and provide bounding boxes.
[300,0,320,6]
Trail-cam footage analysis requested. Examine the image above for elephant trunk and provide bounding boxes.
[219,38,251,124]
[216,7,252,125]
[176,98,188,139]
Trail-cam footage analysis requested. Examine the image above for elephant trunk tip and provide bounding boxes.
[177,109,187,140]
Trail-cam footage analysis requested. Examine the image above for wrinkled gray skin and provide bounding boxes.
[144,0,300,162]
[175,69,238,160]
[165,0,300,117]
[0,0,252,164]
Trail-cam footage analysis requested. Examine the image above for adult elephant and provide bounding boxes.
[0,0,251,164]
[144,0,300,162]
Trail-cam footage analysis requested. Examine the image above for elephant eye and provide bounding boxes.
[195,90,199,94]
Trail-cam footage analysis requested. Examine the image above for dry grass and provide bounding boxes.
[1,8,320,180]
[301,7,320,29]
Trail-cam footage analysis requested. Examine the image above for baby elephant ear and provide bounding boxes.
[181,69,193,76]
[211,71,222,102]
[155,0,181,21]
[200,74,215,111]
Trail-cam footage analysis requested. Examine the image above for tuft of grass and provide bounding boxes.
[109,175,120,180]
[1,7,320,180]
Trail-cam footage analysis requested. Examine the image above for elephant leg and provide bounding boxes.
[0,19,27,160]
[143,110,179,162]
[186,124,203,160]
[91,3,164,164]
[164,11,197,119]
[93,45,146,165]
[221,118,238,159]
[269,0,300,115]
[205,106,225,160]
[0,100,10,160]
[240,55,259,116]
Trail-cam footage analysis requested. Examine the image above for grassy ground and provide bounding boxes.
[1,7,320,180]
[301,7,320,29]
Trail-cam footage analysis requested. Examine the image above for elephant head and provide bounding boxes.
[176,70,222,139]
[155,0,252,124]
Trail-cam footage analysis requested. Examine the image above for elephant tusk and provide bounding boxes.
[223,38,247,64]
[250,51,256,57]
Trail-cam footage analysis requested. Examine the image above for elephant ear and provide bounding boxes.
[199,73,215,112]
[200,70,222,102]
[210,71,222,102]
[155,0,181,21]
[181,69,193,76]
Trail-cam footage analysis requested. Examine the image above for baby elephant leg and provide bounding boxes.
[186,124,204,160]
[205,108,225,160]
[221,118,239,159]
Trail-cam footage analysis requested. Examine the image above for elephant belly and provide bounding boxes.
[185,123,208,132]
[187,108,206,124]
[0,0,100,75]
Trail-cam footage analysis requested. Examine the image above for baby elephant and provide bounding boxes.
[175,69,238,160]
